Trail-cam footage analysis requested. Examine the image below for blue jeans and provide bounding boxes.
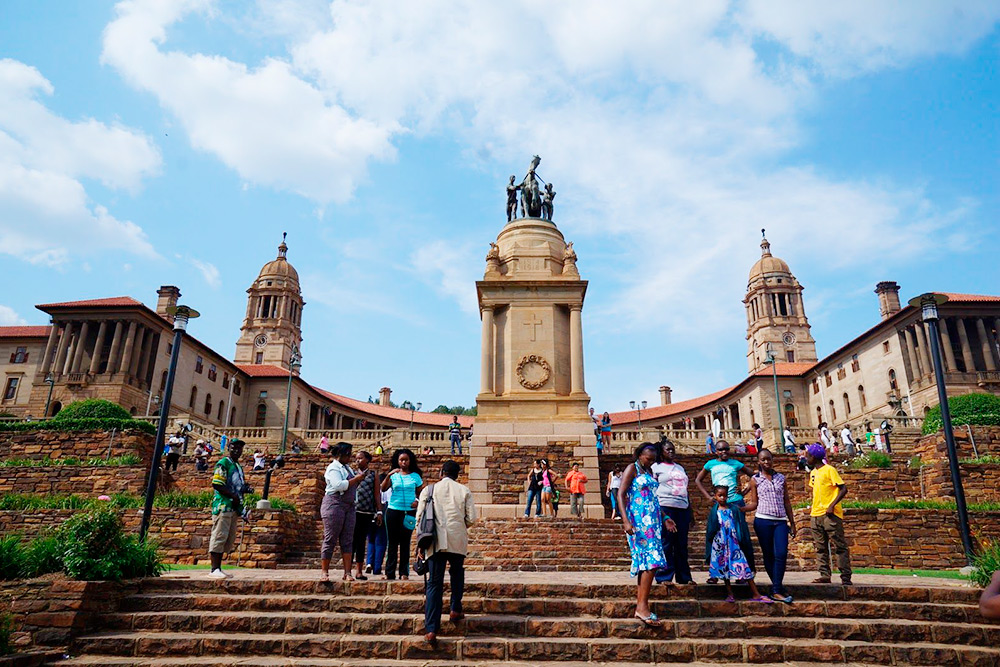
[450,434,463,454]
[366,519,388,574]
[424,552,465,634]
[655,506,693,584]
[753,517,789,595]
[524,488,542,516]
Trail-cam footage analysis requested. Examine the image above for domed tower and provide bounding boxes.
[744,230,817,373]
[234,233,305,370]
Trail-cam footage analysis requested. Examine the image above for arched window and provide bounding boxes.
[204,393,212,415]
[858,385,867,409]
[294,409,301,428]
[49,400,62,417]
[816,405,822,425]
[189,386,197,409]
[255,403,267,427]
[749,409,755,426]
[784,403,798,427]
[229,406,237,426]
[829,399,837,422]
[888,368,898,391]
[159,371,168,393]
[217,401,224,422]
[842,392,851,416]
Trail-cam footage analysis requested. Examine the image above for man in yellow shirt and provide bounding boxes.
[805,443,852,585]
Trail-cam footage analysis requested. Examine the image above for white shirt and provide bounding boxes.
[820,427,833,446]
[651,462,689,509]
[324,459,353,495]
[783,429,795,446]
[841,428,855,446]
[609,472,622,490]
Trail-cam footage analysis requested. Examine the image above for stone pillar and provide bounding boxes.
[129,326,147,378]
[914,324,932,378]
[939,318,958,371]
[106,321,124,373]
[52,322,72,376]
[136,329,153,382]
[88,321,109,375]
[40,325,59,375]
[70,321,90,373]
[976,318,997,371]
[956,318,975,372]
[118,321,138,374]
[569,305,585,394]
[480,306,495,395]
[903,327,921,379]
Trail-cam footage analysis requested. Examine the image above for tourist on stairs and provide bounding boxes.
[566,462,588,519]
[748,449,796,602]
[381,449,424,580]
[618,442,667,627]
[208,438,248,579]
[365,486,391,575]
[607,464,623,520]
[652,441,693,585]
[320,442,365,582]
[705,484,771,604]
[695,440,754,584]
[539,459,558,517]
[351,451,382,581]
[600,412,613,450]
[524,459,544,518]
[418,460,477,647]
[805,443,852,585]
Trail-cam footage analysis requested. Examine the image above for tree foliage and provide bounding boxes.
[922,393,1000,434]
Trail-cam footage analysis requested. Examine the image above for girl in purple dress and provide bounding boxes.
[706,485,771,604]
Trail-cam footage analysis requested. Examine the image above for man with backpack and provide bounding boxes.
[415,460,476,646]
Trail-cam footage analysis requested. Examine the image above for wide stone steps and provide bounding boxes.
[46,660,873,667]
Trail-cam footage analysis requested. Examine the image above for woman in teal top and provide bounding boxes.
[694,440,754,583]
[380,449,423,580]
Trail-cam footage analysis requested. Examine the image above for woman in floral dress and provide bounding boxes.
[705,485,770,604]
[617,442,668,626]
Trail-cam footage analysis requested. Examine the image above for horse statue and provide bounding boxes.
[520,155,543,218]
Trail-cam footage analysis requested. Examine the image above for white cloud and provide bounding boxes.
[189,257,221,288]
[410,241,480,316]
[102,0,397,204]
[0,59,160,266]
[0,306,27,326]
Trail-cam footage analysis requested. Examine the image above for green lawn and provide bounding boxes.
[836,567,966,580]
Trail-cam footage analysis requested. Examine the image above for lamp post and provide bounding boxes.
[280,345,302,455]
[909,293,974,563]
[763,343,784,446]
[409,402,422,431]
[629,400,647,430]
[145,388,161,417]
[43,373,55,418]
[140,305,199,541]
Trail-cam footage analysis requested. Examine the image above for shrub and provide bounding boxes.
[922,393,1000,434]
[52,399,130,422]
[848,451,893,469]
[21,534,63,578]
[0,535,25,581]
[58,509,164,581]
[970,538,1000,588]
[0,417,155,435]
[962,454,1000,466]
[0,454,143,468]
[0,613,13,656]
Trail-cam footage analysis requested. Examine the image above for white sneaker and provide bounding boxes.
[208,569,227,579]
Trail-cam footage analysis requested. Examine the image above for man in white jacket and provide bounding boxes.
[416,460,477,645]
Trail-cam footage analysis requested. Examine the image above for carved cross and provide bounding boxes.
[523,314,543,342]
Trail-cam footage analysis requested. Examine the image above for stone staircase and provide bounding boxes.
[49,577,999,666]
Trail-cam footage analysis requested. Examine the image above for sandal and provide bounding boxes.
[811,577,831,584]
[706,577,719,585]
[750,596,774,604]
[770,593,793,604]
[724,595,735,603]
[354,573,368,581]
[320,572,330,582]
[342,575,355,581]
[634,612,662,627]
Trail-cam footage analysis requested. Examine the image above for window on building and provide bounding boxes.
[829,399,836,421]
[204,393,212,415]
[294,409,300,428]
[222,372,230,389]
[882,340,891,354]
[836,363,846,381]
[2,377,19,401]
[159,371,167,393]
[842,392,851,416]
[784,403,798,427]
[778,293,788,316]
[851,354,860,372]
[787,294,796,316]
[255,403,267,427]
[208,364,217,382]
[858,385,867,409]
[783,390,792,399]
[195,356,204,374]
[255,352,263,364]
[259,391,268,398]
[816,405,822,425]
[9,347,28,364]
[888,369,898,391]
[189,386,197,409]
[217,400,224,422]
[229,406,236,425]
[233,379,242,396]
[786,350,795,362]
[824,371,832,387]
[166,342,172,355]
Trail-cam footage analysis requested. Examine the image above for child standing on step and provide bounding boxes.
[705,485,771,604]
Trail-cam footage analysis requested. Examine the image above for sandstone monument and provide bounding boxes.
[470,157,601,517]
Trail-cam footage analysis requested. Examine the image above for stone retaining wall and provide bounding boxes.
[486,442,578,504]
[0,465,150,496]
[0,430,152,464]
[913,425,1000,463]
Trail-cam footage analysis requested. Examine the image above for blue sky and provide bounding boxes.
[1,0,997,413]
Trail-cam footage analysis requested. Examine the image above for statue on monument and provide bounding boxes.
[541,183,556,221]
[520,155,543,219]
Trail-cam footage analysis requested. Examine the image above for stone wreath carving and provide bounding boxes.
[516,354,551,390]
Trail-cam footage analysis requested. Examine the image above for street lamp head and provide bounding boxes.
[908,292,948,322]
[629,400,636,409]
[416,402,422,411]
[641,400,647,409]
[165,305,200,331]
[44,373,53,384]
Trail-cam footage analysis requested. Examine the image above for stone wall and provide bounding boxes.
[0,429,153,464]
[0,465,150,496]
[913,425,1000,463]
[485,441,578,504]
[789,508,1000,570]
[919,462,1000,504]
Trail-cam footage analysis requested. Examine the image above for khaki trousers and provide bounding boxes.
[810,514,852,580]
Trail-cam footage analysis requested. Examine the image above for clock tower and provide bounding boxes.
[234,234,305,371]
[744,231,817,373]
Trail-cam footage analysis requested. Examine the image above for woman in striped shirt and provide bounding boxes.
[748,449,797,603]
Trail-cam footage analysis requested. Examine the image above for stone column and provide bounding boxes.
[570,305,585,394]
[118,321,138,374]
[40,324,59,375]
[976,318,997,371]
[480,306,495,394]
[70,321,90,373]
[939,318,958,371]
[903,327,921,379]
[88,321,109,375]
[106,321,124,373]
[129,326,147,378]
[956,318,975,372]
[136,329,154,381]
[914,324,932,378]
[52,322,72,376]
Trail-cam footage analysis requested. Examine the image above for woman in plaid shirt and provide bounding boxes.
[747,449,797,603]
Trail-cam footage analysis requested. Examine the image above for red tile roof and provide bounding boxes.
[235,364,474,427]
[608,386,737,424]
[751,361,817,377]
[0,326,52,339]
[37,296,144,309]
[939,292,1000,303]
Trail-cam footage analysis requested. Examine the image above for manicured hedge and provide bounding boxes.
[0,417,155,435]
[52,399,131,421]
[922,393,1000,434]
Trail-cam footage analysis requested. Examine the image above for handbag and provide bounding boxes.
[416,484,437,551]
[403,513,417,531]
